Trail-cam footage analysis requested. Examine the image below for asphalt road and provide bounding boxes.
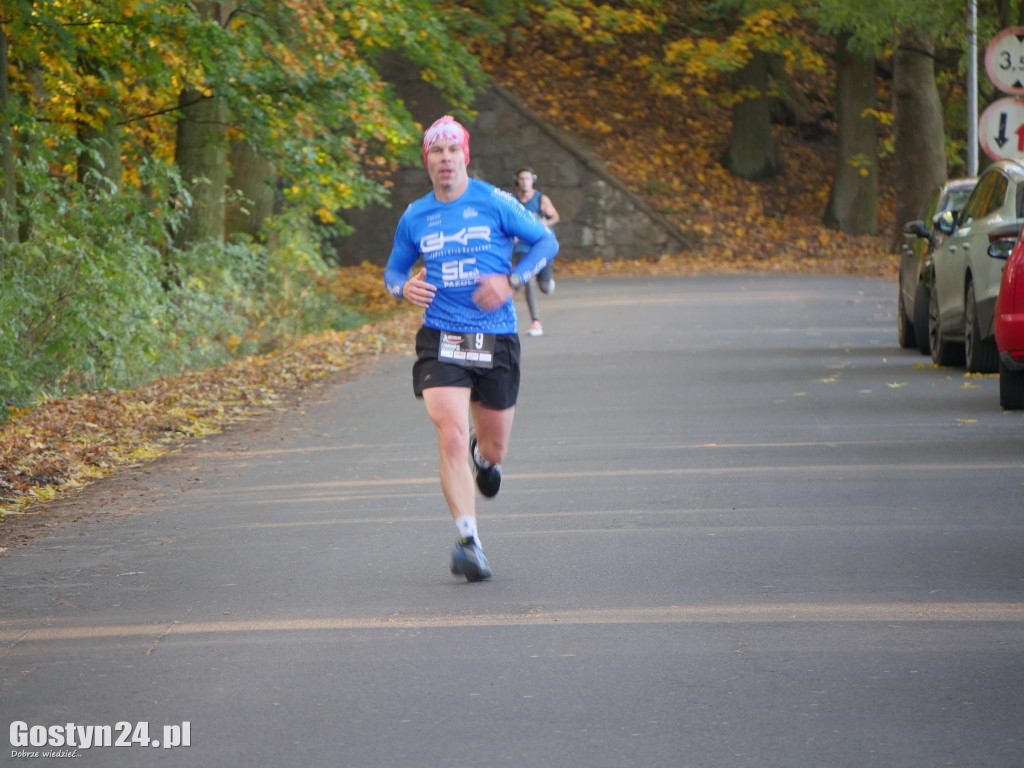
[2,274,1023,768]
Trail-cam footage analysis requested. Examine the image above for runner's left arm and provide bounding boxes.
[510,228,558,286]
[504,191,559,284]
[473,197,559,312]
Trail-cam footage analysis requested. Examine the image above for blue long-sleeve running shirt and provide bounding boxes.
[384,178,559,334]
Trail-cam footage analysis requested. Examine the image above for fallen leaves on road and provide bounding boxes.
[0,307,420,518]
[557,249,896,280]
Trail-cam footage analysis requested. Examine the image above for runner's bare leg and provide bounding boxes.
[471,401,515,468]
[422,386,475,520]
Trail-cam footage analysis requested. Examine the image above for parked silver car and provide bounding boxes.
[899,178,976,354]
[929,159,1024,371]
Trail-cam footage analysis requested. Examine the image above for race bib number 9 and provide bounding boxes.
[438,332,495,369]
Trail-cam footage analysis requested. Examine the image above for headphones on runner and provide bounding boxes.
[514,168,538,186]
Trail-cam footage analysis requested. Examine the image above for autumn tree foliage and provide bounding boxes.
[655,4,826,180]
[0,0,482,413]
[0,0,483,246]
[482,0,973,241]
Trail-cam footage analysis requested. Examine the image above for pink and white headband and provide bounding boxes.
[422,115,470,167]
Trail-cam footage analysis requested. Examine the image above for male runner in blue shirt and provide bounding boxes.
[384,115,559,581]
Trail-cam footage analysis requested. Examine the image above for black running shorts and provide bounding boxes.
[413,326,521,410]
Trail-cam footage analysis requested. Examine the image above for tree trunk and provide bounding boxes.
[0,26,17,245]
[891,31,945,251]
[824,33,878,235]
[172,2,233,249]
[14,55,46,244]
[721,50,781,180]
[225,140,276,240]
[173,87,229,248]
[1005,0,1018,27]
[765,53,826,139]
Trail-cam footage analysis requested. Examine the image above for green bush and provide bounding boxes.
[0,164,172,409]
[0,173,375,421]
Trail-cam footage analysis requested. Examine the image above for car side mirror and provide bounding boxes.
[935,210,957,234]
[988,240,1015,260]
[902,220,928,239]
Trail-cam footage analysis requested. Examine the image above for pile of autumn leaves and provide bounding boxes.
[0,28,900,519]
[482,30,897,278]
[0,308,422,515]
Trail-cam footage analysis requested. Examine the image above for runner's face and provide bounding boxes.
[426,139,468,193]
[517,171,534,192]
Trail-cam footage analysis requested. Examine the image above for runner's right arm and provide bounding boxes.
[384,214,434,306]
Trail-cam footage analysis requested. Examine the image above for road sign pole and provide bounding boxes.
[969,0,979,176]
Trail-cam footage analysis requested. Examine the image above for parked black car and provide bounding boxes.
[899,178,976,354]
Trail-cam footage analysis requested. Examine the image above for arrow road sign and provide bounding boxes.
[979,97,1024,161]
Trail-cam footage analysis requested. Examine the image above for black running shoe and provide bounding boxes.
[450,537,493,581]
[470,433,501,498]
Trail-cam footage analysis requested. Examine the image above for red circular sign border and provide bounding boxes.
[985,26,1024,95]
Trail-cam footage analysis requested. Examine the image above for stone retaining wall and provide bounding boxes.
[334,74,688,266]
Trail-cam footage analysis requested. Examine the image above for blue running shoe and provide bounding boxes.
[450,537,493,581]
[470,433,501,498]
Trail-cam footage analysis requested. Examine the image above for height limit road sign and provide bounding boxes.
[979,97,1024,161]
[981,27,1024,161]
[985,26,1024,94]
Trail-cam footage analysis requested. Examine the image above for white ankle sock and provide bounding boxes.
[473,444,492,469]
[455,515,479,543]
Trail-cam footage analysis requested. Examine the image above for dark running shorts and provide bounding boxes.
[413,326,521,410]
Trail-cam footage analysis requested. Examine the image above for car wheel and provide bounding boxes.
[964,281,999,373]
[897,287,916,349]
[929,284,965,366]
[913,281,930,355]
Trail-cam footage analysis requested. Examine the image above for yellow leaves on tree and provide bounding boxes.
[479,7,895,277]
[664,6,823,77]
[544,0,664,45]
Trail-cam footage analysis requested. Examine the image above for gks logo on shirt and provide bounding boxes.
[420,226,491,254]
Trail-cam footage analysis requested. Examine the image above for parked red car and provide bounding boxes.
[993,235,1024,409]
